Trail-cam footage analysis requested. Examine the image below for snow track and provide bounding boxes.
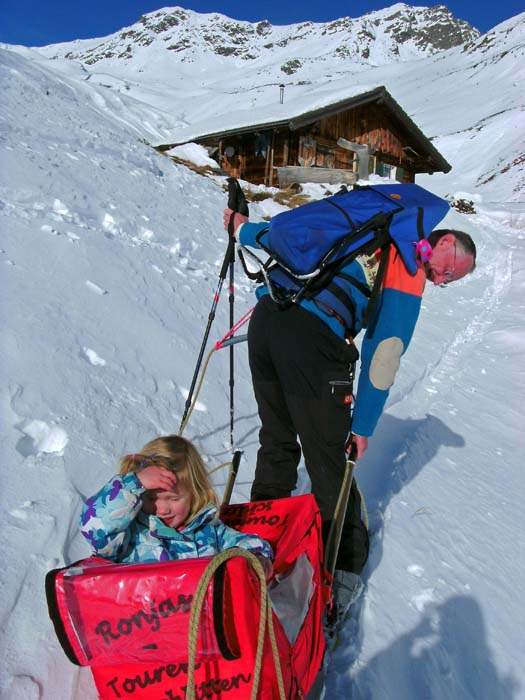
[423,246,512,388]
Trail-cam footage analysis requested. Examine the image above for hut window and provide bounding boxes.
[375,161,404,182]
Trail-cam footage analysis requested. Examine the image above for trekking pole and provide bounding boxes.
[226,177,249,449]
[221,449,244,506]
[323,447,357,579]
[179,236,236,434]
[228,232,235,448]
[179,178,249,440]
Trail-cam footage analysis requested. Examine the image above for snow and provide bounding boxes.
[1,7,524,700]
[18,420,69,456]
[166,142,220,169]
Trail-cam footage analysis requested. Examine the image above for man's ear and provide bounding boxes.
[434,233,456,250]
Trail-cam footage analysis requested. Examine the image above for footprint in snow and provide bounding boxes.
[9,501,37,520]
[3,675,41,700]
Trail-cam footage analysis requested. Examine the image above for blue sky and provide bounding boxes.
[0,0,522,46]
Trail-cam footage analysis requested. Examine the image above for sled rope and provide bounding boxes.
[208,460,233,476]
[208,459,236,506]
[185,548,286,700]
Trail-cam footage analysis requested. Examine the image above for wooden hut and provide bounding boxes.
[160,86,450,187]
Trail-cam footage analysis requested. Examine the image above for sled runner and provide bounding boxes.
[46,494,330,700]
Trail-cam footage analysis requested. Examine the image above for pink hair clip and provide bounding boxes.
[415,239,433,263]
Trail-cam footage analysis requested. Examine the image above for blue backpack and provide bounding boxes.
[240,183,450,332]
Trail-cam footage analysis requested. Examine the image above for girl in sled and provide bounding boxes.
[81,434,273,577]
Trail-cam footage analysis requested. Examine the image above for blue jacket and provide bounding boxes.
[81,472,274,564]
[239,221,426,437]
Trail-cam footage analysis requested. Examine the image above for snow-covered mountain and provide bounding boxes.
[1,5,524,700]
[39,3,479,69]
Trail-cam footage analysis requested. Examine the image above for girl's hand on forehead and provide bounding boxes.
[137,465,177,491]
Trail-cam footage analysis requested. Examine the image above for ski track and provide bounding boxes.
[386,243,513,416]
[422,247,513,388]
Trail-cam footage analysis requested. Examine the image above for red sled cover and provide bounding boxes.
[46,494,329,700]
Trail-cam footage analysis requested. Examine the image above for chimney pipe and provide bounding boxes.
[279,84,285,104]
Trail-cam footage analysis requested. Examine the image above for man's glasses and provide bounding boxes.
[440,242,457,287]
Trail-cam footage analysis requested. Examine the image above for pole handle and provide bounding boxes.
[227,177,249,216]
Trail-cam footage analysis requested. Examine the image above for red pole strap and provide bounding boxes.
[214,307,254,351]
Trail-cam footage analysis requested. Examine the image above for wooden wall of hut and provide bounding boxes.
[202,99,423,185]
[217,133,270,185]
[315,104,416,181]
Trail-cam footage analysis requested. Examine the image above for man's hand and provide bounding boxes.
[223,208,248,239]
[348,433,369,461]
[136,466,177,491]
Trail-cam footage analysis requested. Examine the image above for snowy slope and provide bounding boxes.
[0,46,259,699]
[1,5,525,700]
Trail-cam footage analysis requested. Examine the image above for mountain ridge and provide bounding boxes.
[39,3,480,69]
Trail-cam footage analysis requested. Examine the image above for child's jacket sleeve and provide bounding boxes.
[352,250,426,436]
[80,473,145,560]
[214,520,274,561]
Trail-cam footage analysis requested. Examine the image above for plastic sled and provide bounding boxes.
[46,494,330,700]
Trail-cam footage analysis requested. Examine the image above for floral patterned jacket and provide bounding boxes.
[80,472,273,564]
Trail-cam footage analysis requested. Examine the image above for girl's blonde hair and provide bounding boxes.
[119,435,218,522]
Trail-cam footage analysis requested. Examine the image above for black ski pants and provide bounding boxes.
[248,296,369,575]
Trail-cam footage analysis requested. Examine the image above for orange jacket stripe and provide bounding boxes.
[383,248,426,297]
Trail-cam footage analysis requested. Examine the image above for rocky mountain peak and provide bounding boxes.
[43,3,480,69]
